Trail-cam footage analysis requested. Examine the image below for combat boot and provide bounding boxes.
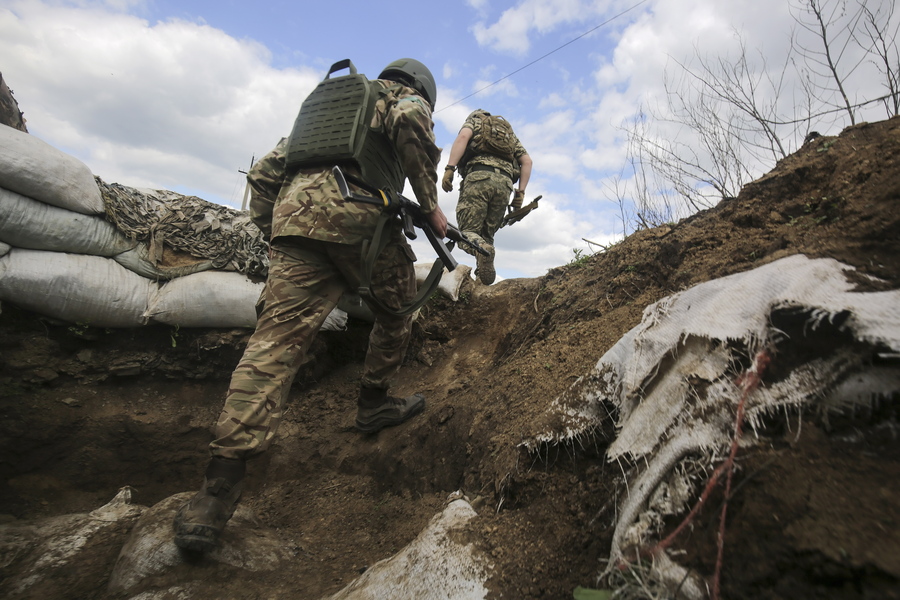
[173,456,245,553]
[356,386,425,434]
[475,243,496,285]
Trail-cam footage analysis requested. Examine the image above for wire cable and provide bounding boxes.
[436,0,650,113]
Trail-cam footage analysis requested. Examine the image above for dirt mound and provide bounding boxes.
[1,117,899,599]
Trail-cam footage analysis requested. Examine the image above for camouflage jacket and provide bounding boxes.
[247,80,442,246]
[460,110,527,181]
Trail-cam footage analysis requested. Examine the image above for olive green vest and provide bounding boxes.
[284,59,405,194]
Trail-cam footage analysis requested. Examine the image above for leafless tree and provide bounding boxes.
[610,0,899,234]
[852,0,900,116]
[616,36,799,229]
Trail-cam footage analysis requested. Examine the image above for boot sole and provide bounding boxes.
[174,521,220,553]
[355,400,425,434]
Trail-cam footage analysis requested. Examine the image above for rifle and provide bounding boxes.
[501,195,541,228]
[332,166,488,272]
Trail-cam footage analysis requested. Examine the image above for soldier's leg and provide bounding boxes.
[456,173,494,257]
[175,242,344,552]
[211,243,344,458]
[482,176,514,247]
[331,237,424,433]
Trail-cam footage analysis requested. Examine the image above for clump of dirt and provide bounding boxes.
[1,116,899,599]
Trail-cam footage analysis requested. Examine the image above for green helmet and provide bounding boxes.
[379,58,437,107]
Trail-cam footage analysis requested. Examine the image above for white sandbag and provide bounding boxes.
[524,254,900,598]
[0,126,105,215]
[0,241,9,257]
[146,270,264,328]
[108,493,294,596]
[325,498,490,600]
[0,488,145,599]
[0,186,135,256]
[113,243,215,281]
[415,262,473,302]
[145,271,349,330]
[0,249,153,327]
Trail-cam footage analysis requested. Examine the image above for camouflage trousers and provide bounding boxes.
[455,171,513,255]
[210,234,417,460]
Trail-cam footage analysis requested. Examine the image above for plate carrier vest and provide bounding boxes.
[284,59,405,194]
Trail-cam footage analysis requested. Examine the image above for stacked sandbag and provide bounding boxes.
[0,125,466,330]
[0,125,346,330]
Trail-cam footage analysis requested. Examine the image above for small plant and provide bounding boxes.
[67,321,93,338]
[573,586,612,600]
[170,324,180,348]
[567,248,593,268]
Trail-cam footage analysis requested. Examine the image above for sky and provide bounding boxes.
[1,0,896,280]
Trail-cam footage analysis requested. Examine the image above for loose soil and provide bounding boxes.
[1,117,899,599]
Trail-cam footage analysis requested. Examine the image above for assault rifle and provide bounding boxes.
[332,166,488,272]
[501,195,542,228]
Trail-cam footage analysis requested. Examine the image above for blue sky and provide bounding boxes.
[1,0,895,279]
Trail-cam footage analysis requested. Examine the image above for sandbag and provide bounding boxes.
[326,498,489,600]
[145,270,349,331]
[0,488,145,600]
[0,126,105,215]
[0,248,153,327]
[0,241,9,257]
[145,270,263,328]
[415,262,473,302]
[525,254,900,598]
[108,493,294,596]
[113,242,215,281]
[0,186,135,256]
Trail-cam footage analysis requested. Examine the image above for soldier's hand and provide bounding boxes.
[426,205,448,239]
[510,189,525,211]
[441,167,455,192]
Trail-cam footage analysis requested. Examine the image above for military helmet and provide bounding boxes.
[379,58,437,107]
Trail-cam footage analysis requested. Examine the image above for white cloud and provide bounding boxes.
[1,0,320,207]
[471,0,594,55]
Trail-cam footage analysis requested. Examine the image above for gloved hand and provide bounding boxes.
[441,167,455,192]
[510,189,525,211]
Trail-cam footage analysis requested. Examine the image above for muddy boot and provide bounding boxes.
[475,243,495,285]
[173,456,245,553]
[356,386,425,434]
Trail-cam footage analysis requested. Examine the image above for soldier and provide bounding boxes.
[173,58,447,553]
[441,109,532,285]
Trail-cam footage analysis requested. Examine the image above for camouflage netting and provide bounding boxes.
[99,178,269,277]
[0,71,28,133]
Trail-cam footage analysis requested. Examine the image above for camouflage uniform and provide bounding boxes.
[456,110,528,252]
[210,81,441,460]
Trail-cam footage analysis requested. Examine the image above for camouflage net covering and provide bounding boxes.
[98,178,269,277]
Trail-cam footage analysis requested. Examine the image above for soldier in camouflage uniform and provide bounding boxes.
[174,58,447,554]
[441,109,532,285]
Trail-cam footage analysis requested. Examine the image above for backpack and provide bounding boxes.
[471,113,516,162]
[284,59,404,194]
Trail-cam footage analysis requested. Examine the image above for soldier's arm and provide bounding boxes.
[382,91,442,215]
[517,153,533,193]
[247,139,288,239]
[445,127,473,169]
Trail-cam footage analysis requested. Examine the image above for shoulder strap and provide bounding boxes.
[358,211,444,317]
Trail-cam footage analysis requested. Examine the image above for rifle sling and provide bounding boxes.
[359,210,444,317]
